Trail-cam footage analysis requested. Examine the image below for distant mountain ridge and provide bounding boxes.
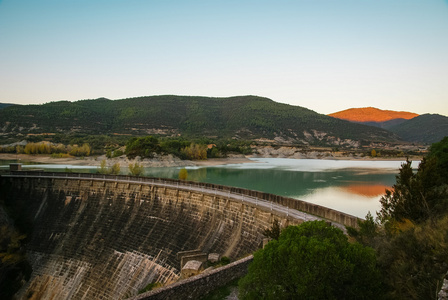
[0,103,16,110]
[0,95,398,147]
[329,107,418,123]
[387,114,448,144]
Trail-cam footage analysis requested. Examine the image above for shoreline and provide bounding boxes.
[0,153,422,168]
[0,153,256,168]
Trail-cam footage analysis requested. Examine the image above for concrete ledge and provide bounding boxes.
[180,253,208,269]
[177,249,202,260]
[128,255,253,300]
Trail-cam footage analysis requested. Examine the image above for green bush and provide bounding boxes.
[178,168,188,180]
[129,162,144,176]
[239,221,383,300]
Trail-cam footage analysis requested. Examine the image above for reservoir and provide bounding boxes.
[0,158,415,218]
[143,158,409,218]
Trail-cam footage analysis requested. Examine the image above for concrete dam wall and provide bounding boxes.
[0,172,358,299]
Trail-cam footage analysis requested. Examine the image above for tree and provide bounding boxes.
[375,216,448,299]
[349,139,448,299]
[346,211,378,247]
[38,141,51,154]
[182,143,207,160]
[239,221,383,300]
[263,219,281,240]
[379,158,448,224]
[98,160,120,175]
[125,136,160,159]
[427,136,448,183]
[98,159,108,174]
[129,162,144,176]
[178,168,188,180]
[23,142,38,154]
[371,149,377,157]
[0,225,32,299]
[109,163,121,175]
[15,145,23,154]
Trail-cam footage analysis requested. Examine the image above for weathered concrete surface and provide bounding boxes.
[130,255,254,300]
[1,176,292,300]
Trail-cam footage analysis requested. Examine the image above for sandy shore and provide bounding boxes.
[0,152,420,170]
[191,157,256,166]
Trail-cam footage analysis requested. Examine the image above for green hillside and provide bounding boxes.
[0,95,399,146]
[388,114,448,144]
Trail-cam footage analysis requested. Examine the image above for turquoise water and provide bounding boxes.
[0,158,415,218]
[142,158,408,218]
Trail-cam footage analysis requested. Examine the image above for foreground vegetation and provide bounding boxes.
[0,223,32,300]
[239,221,382,299]
[0,192,34,299]
[239,137,448,299]
[347,137,448,299]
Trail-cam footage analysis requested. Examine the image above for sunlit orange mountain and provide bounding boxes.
[329,107,418,123]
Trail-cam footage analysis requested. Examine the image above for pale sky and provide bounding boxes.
[1,0,447,116]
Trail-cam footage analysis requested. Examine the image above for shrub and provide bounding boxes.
[129,162,144,176]
[182,143,207,160]
[239,221,383,300]
[109,163,121,175]
[178,168,188,180]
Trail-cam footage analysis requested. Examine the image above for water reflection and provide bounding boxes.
[301,187,384,218]
[143,159,402,218]
[341,184,390,197]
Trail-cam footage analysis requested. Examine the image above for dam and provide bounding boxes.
[0,170,358,299]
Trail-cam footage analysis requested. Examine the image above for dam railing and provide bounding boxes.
[4,170,359,228]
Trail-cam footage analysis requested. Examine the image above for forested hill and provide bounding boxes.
[387,114,448,144]
[0,95,399,146]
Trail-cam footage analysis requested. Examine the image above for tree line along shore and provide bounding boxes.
[0,135,425,168]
